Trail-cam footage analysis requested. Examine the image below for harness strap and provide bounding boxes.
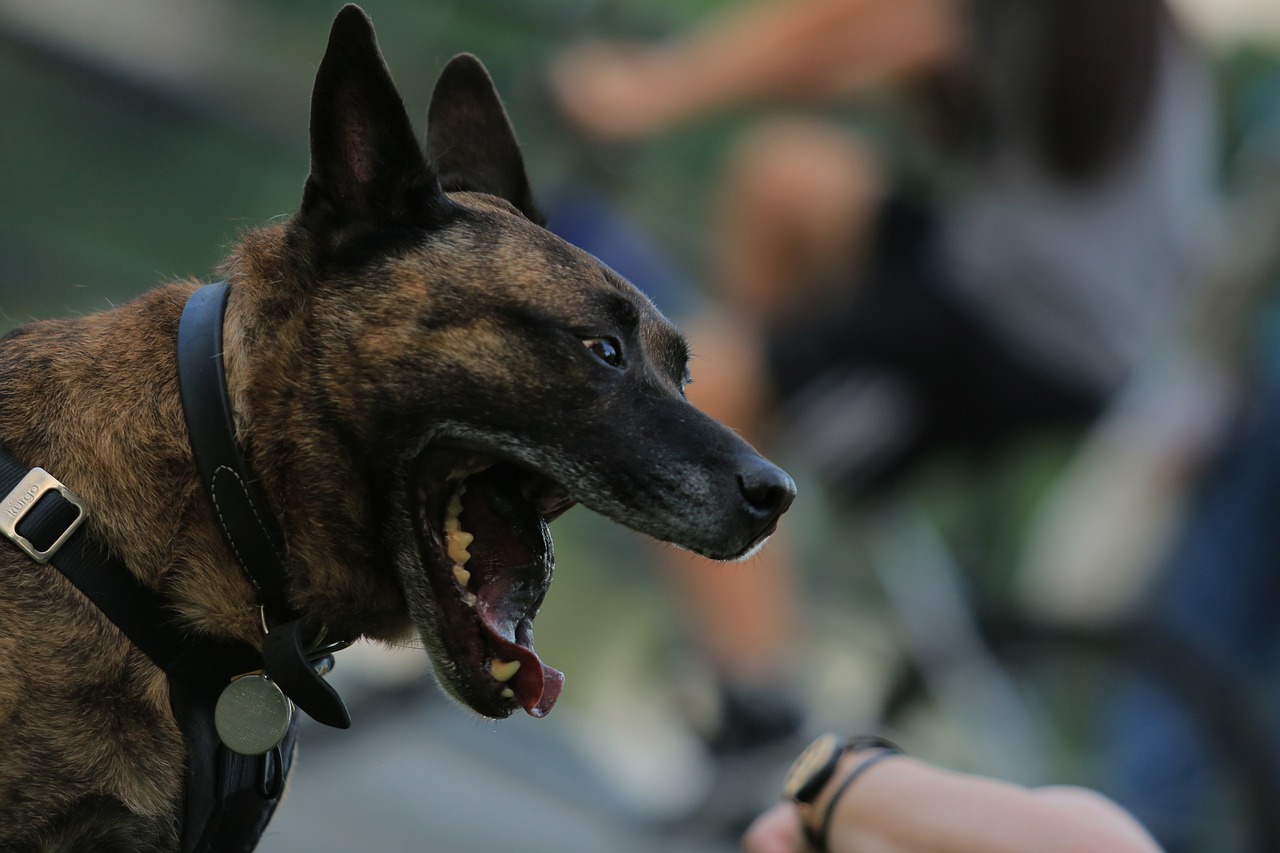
[171,679,298,853]
[0,449,258,694]
[0,447,293,853]
[0,279,351,849]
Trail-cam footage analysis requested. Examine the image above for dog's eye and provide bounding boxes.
[581,336,623,368]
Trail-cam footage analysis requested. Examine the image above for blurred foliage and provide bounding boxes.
[8,0,1273,327]
[3,0,1279,607]
[3,0,1280,752]
[0,0,741,325]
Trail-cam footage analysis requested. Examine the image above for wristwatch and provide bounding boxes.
[782,732,847,805]
[781,733,900,852]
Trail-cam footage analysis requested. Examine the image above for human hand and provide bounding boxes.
[741,801,807,853]
[548,42,681,140]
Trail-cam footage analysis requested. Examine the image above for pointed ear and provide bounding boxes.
[426,54,544,226]
[298,5,449,245]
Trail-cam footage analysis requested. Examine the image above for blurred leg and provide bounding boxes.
[712,116,882,323]
[662,118,882,702]
[662,314,795,688]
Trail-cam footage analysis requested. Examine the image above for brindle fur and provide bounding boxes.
[0,7,793,849]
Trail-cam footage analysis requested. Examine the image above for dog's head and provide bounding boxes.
[248,6,794,720]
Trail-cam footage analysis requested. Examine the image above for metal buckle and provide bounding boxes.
[0,467,88,563]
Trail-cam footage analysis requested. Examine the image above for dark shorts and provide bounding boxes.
[766,199,1105,496]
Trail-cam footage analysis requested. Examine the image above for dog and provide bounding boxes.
[0,5,794,851]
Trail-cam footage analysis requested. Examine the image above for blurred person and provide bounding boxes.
[550,0,1218,807]
[1105,330,1280,847]
[742,734,1162,853]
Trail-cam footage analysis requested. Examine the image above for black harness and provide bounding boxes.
[0,281,350,851]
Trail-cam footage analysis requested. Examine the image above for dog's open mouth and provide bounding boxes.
[413,448,574,719]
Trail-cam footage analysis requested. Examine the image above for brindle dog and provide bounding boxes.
[0,5,794,850]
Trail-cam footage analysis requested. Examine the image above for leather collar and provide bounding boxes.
[176,281,350,730]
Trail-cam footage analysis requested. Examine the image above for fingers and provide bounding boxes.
[548,42,678,140]
[741,801,806,853]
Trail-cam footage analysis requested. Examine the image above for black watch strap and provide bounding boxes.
[784,734,901,853]
[784,733,847,805]
[804,745,900,853]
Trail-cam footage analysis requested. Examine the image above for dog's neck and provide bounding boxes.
[0,284,262,642]
[219,235,414,642]
[0,252,412,648]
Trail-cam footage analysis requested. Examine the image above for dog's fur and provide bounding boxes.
[0,7,794,849]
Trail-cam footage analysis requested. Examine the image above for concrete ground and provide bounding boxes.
[257,683,741,853]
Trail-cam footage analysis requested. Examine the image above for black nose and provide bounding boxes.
[738,456,797,525]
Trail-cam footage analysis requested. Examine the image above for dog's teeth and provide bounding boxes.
[490,659,521,683]
[500,688,515,699]
[463,591,477,606]
[444,490,465,533]
[452,566,471,588]
[446,529,473,565]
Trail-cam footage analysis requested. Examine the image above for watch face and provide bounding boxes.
[783,732,844,804]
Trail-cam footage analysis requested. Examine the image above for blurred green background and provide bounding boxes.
[3,0,1279,747]
[0,0,744,324]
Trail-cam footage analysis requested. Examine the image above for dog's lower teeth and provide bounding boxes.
[490,659,521,682]
[500,688,515,699]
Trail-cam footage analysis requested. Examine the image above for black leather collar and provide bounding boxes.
[176,281,350,730]
[176,281,294,621]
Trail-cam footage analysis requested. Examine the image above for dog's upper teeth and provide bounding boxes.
[445,485,473,565]
[446,488,464,520]
[447,529,473,566]
[444,482,477,603]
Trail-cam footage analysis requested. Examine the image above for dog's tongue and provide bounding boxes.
[461,468,562,717]
[477,598,564,716]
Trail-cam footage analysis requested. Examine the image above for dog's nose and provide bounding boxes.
[737,456,797,527]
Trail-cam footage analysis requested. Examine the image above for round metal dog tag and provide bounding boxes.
[215,673,294,756]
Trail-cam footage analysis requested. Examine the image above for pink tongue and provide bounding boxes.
[477,600,564,717]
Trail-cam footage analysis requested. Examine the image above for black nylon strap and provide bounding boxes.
[171,678,298,853]
[0,448,259,695]
[176,282,294,621]
[0,447,292,851]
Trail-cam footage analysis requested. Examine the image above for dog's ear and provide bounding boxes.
[298,5,448,246]
[426,54,545,226]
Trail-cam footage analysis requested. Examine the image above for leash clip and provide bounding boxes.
[0,467,87,563]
